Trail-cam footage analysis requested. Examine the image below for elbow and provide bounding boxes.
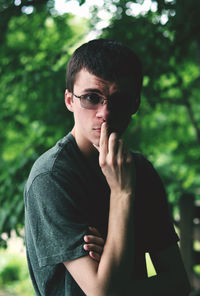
[88,276,120,296]
[84,279,111,296]
[95,279,125,296]
[94,282,116,296]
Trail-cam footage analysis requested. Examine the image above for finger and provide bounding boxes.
[117,139,124,166]
[84,235,104,246]
[88,226,101,237]
[83,243,103,254]
[108,132,118,154]
[120,144,132,165]
[107,133,118,166]
[89,251,101,262]
[99,122,108,167]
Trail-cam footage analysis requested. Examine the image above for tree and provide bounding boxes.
[91,0,200,205]
[0,0,88,246]
[1,0,200,245]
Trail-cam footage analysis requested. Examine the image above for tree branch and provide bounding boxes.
[185,100,200,147]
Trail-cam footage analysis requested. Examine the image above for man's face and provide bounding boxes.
[66,69,132,150]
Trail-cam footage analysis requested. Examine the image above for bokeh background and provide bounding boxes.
[0,0,200,294]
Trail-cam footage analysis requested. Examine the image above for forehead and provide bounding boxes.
[74,68,119,94]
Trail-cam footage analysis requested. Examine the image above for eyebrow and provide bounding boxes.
[82,88,124,98]
[82,88,104,95]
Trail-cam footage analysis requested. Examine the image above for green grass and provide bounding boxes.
[0,249,34,296]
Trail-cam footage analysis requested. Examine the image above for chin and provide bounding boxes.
[93,139,100,147]
[91,137,100,147]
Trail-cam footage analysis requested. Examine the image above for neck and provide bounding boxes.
[71,127,99,165]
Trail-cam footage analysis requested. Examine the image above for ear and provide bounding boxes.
[65,89,74,112]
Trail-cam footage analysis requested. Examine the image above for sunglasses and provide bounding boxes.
[72,92,133,111]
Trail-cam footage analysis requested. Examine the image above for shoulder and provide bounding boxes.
[132,151,166,199]
[25,133,79,192]
[132,152,155,175]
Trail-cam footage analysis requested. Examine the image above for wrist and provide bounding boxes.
[110,191,135,213]
[110,190,135,201]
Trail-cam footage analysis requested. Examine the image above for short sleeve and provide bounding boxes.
[26,172,89,268]
[135,155,179,253]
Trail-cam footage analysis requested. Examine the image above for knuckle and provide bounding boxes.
[117,157,123,166]
[99,159,106,168]
[87,243,95,249]
[87,235,93,242]
[107,156,115,168]
[110,132,117,141]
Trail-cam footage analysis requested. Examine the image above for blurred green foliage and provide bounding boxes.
[0,248,155,295]
[0,0,200,246]
[97,0,200,205]
[0,0,88,245]
[0,249,34,295]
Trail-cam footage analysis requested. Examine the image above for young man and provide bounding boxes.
[24,39,191,295]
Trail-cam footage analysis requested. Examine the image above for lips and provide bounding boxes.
[93,124,103,130]
[93,127,101,133]
[93,124,113,134]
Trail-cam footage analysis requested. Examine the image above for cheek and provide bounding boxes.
[75,109,94,126]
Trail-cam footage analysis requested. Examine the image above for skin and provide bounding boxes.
[84,226,104,262]
[65,68,131,159]
[64,69,191,296]
[65,68,128,263]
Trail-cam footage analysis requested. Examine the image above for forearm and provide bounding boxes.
[96,192,135,295]
[92,193,190,296]
[97,247,190,296]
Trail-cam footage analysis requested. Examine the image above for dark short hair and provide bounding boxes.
[66,39,143,114]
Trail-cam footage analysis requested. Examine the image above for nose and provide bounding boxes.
[96,102,110,121]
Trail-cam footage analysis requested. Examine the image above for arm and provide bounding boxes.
[64,123,191,295]
[65,245,191,296]
[65,122,136,295]
[84,229,191,295]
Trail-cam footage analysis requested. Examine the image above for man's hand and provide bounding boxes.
[65,124,136,296]
[84,226,105,262]
[95,122,135,196]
